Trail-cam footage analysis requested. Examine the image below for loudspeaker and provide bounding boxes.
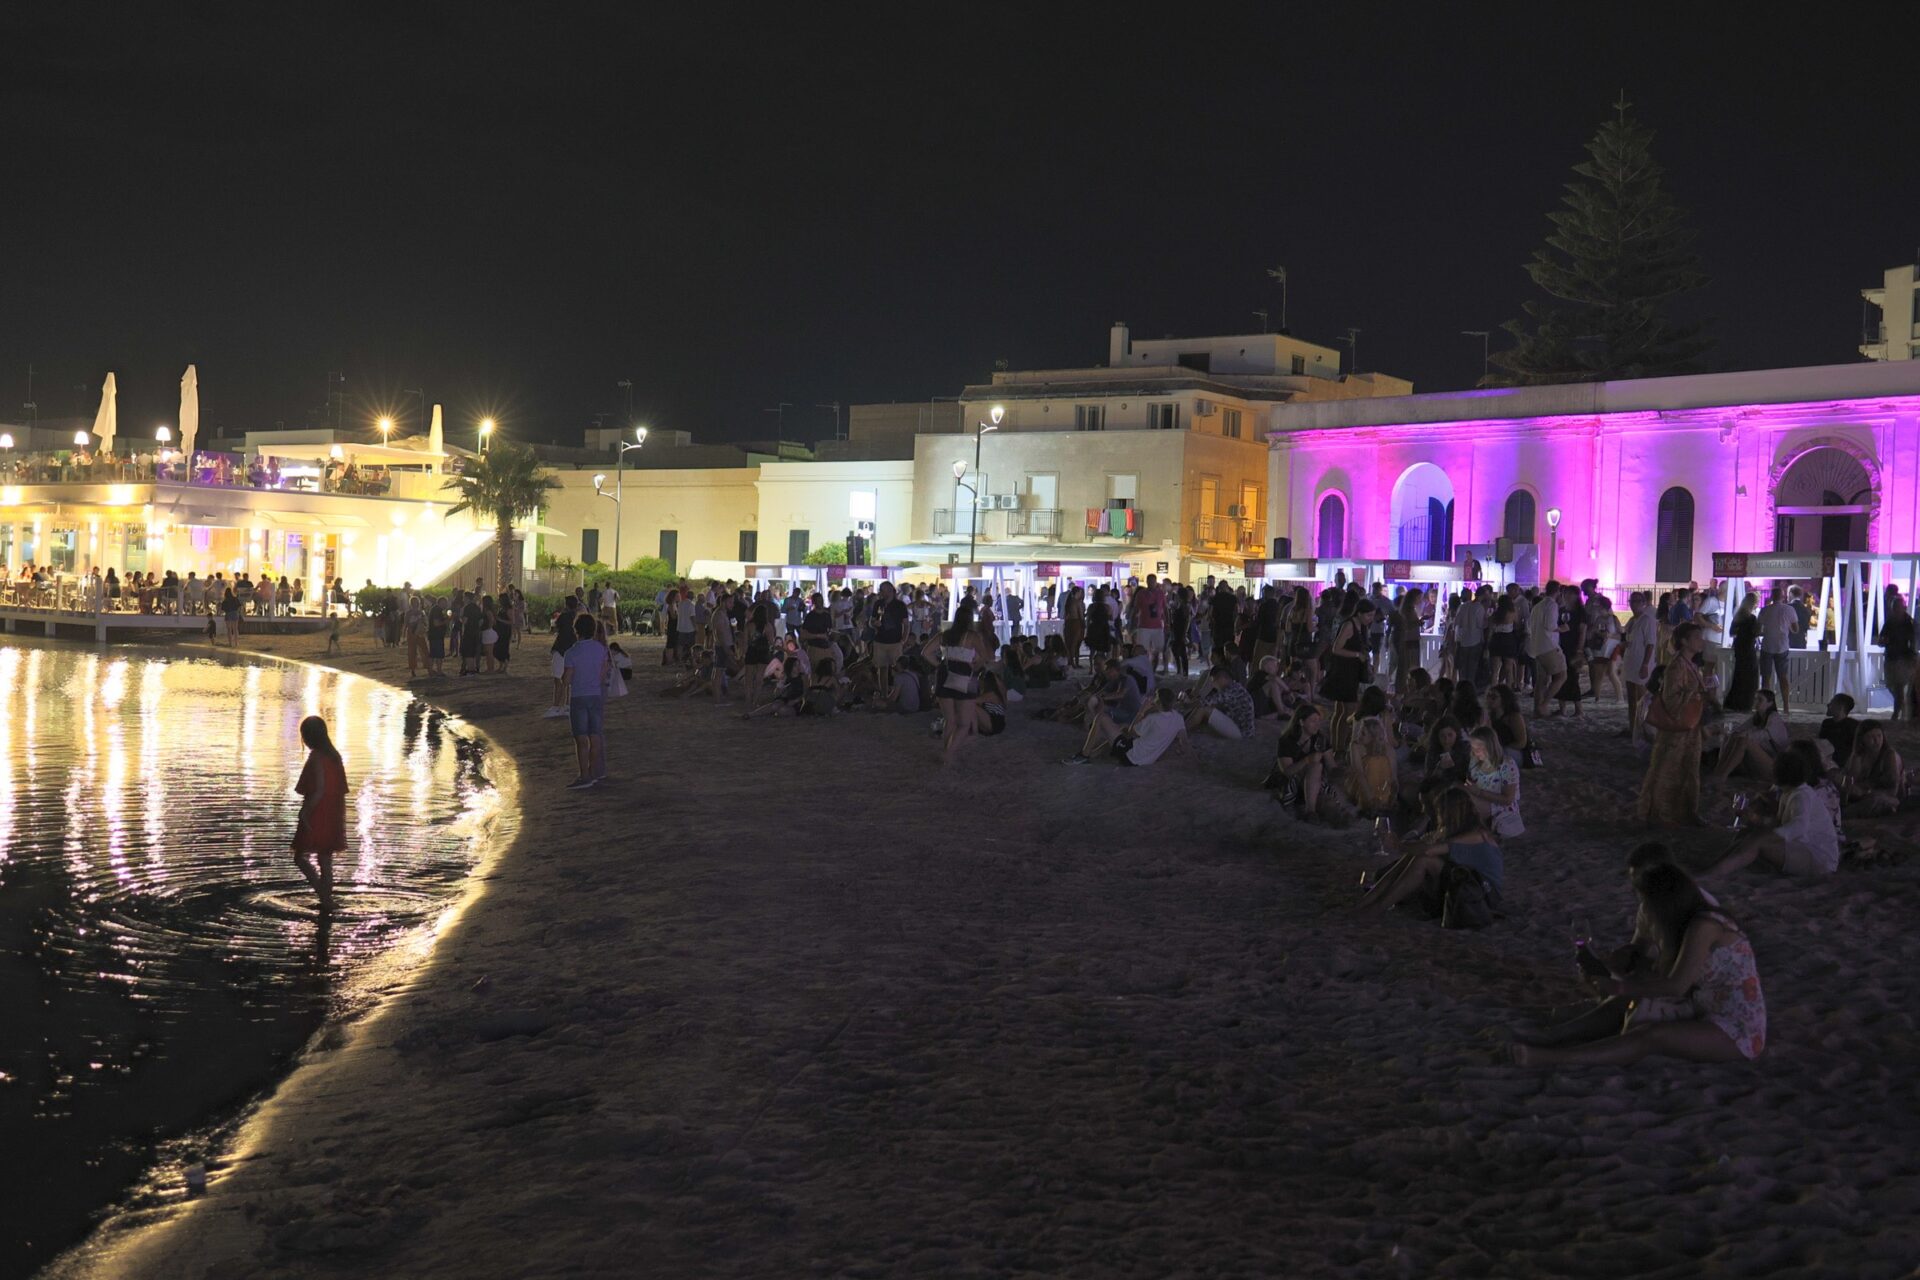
[1495,537,1513,564]
[1272,536,1292,558]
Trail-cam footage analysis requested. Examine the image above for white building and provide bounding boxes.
[1862,263,1920,362]
[1267,360,1920,591]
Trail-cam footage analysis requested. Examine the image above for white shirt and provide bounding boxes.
[1758,601,1794,654]
[1125,710,1186,765]
[1525,598,1561,657]
[1622,611,1659,680]
[1776,783,1840,873]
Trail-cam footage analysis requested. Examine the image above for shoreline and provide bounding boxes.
[39,625,1920,1277]
[40,629,524,1280]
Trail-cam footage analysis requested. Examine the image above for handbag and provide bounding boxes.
[1646,688,1703,732]
[609,665,630,698]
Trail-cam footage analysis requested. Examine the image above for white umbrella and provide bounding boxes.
[179,365,200,460]
[428,403,444,473]
[91,372,118,450]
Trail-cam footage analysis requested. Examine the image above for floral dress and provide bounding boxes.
[1691,913,1767,1060]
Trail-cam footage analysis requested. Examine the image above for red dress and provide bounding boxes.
[293,751,349,854]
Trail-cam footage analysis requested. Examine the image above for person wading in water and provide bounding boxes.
[291,715,348,909]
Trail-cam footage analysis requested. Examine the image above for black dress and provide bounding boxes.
[1318,620,1367,703]
[1723,613,1759,712]
[1556,606,1584,703]
[1086,602,1114,653]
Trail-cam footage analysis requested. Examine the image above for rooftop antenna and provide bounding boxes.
[764,402,793,436]
[814,401,843,441]
[1266,265,1289,332]
[1461,330,1491,381]
[22,363,35,426]
[1339,328,1362,375]
[1252,308,1269,334]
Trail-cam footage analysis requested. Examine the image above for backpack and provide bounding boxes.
[1440,864,1496,930]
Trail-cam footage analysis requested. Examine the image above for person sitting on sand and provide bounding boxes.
[1711,689,1790,786]
[1465,726,1523,838]
[1358,786,1501,916]
[1265,704,1334,819]
[976,670,1010,738]
[1345,714,1396,817]
[1700,749,1840,879]
[1411,715,1470,825]
[1512,862,1765,1066]
[1487,683,1535,767]
[1818,693,1859,766]
[1513,842,1719,1048]
[1185,664,1256,739]
[1838,720,1904,817]
[1067,687,1188,767]
[743,654,807,717]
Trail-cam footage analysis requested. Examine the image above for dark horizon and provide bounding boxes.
[2,8,1910,449]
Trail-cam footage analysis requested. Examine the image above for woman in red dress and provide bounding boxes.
[292,716,348,908]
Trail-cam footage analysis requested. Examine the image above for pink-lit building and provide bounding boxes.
[1266,361,1920,590]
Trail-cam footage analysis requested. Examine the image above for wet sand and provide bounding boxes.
[51,628,1920,1278]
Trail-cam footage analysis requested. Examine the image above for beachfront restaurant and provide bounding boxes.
[0,436,506,609]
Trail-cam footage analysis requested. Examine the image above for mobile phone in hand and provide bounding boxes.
[1575,943,1611,979]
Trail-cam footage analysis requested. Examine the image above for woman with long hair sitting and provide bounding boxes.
[1513,862,1765,1066]
[1839,720,1905,817]
[1357,786,1501,915]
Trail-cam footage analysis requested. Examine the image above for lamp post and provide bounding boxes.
[75,431,90,447]
[1545,506,1563,584]
[155,426,171,444]
[479,417,495,455]
[965,404,1005,565]
[377,416,394,447]
[601,425,648,572]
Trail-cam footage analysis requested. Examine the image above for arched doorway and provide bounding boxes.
[1391,463,1454,561]
[1316,492,1347,558]
[1774,445,1874,553]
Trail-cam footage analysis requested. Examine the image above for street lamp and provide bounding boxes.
[1545,507,1563,584]
[155,426,172,444]
[965,404,1005,565]
[595,425,649,573]
[479,417,495,454]
[377,416,394,445]
[75,431,90,447]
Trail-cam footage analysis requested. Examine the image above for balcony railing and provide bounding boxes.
[0,448,423,497]
[1007,507,1061,538]
[1192,513,1266,551]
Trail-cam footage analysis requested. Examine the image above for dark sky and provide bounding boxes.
[2,7,1911,447]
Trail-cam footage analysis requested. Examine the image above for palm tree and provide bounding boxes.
[442,443,558,592]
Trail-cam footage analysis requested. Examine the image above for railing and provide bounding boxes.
[1085,506,1142,539]
[1007,508,1061,538]
[933,507,986,537]
[0,449,436,497]
[1193,513,1266,550]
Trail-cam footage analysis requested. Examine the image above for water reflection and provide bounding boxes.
[0,638,505,1277]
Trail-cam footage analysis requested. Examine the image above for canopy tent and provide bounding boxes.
[91,373,118,450]
[178,365,200,462]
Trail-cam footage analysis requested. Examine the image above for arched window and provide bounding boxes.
[1316,492,1346,558]
[1503,490,1536,545]
[1656,487,1695,583]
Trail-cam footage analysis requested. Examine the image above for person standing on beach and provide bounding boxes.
[562,613,611,788]
[220,586,242,646]
[1637,623,1708,826]
[291,715,347,910]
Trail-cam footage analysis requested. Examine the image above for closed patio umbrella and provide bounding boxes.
[92,372,118,451]
[179,365,200,461]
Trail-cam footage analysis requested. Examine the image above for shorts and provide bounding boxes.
[1533,648,1567,678]
[1761,651,1791,685]
[1137,627,1166,653]
[873,641,903,670]
[550,651,566,679]
[1777,839,1828,877]
[569,695,605,737]
[1205,708,1244,739]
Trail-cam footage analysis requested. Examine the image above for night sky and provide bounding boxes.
[2,9,1910,447]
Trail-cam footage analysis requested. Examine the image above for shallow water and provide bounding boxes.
[0,640,504,1278]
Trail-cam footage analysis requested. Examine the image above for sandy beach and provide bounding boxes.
[47,626,1920,1279]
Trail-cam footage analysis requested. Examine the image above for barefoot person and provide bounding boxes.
[290,715,347,909]
[1637,623,1708,827]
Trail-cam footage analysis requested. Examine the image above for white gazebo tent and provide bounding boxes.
[1709,550,1840,706]
[1824,551,1920,712]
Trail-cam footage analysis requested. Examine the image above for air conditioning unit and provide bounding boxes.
[1226,503,1243,518]
[995,493,1022,510]
[1193,399,1216,417]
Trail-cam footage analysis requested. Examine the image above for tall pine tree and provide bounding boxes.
[1489,98,1710,385]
